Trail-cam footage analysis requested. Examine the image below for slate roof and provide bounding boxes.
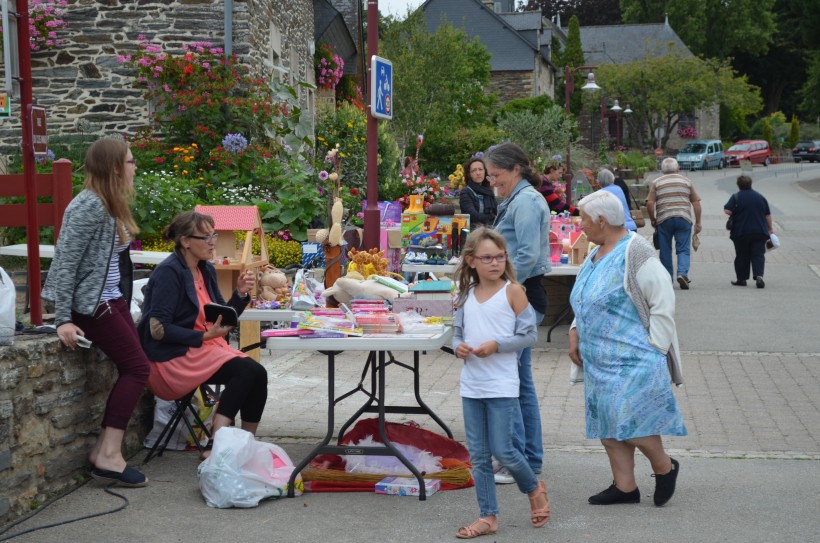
[314,0,358,75]
[578,23,693,66]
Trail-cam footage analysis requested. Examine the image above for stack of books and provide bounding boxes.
[355,312,400,334]
[408,280,452,300]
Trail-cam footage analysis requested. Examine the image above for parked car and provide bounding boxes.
[725,140,771,167]
[792,140,820,163]
[676,139,724,170]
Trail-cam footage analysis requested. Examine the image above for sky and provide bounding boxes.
[377,0,426,18]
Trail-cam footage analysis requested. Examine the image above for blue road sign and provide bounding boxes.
[370,55,393,120]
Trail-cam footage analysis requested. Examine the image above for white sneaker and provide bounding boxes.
[493,466,515,484]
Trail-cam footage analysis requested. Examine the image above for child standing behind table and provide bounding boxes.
[451,227,551,539]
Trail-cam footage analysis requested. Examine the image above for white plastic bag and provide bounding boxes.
[767,233,780,251]
[143,398,196,451]
[197,427,303,508]
[0,267,16,346]
[290,268,321,310]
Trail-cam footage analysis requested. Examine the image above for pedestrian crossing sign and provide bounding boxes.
[370,55,393,120]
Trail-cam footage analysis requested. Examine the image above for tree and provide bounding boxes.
[523,0,621,26]
[799,53,820,120]
[596,53,762,148]
[496,105,573,161]
[620,0,776,60]
[789,115,800,148]
[379,12,496,162]
[761,117,773,148]
[562,15,586,114]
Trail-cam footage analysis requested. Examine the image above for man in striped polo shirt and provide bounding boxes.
[646,157,703,289]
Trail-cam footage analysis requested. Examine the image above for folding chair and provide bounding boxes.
[144,384,218,463]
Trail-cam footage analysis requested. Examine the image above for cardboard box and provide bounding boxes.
[375,476,441,497]
[387,228,403,249]
[392,296,453,318]
[401,213,470,249]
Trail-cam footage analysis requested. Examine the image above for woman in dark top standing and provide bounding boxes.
[459,156,498,228]
[724,175,773,288]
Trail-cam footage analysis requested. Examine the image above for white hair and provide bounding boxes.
[661,157,680,173]
[597,168,615,187]
[579,189,625,226]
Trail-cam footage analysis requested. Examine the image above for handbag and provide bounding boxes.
[630,209,645,228]
[725,215,733,231]
[652,229,660,249]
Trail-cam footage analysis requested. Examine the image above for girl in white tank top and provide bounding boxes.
[451,228,550,538]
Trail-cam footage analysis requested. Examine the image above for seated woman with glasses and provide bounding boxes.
[138,210,268,458]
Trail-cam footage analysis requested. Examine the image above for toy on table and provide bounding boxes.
[257,265,290,303]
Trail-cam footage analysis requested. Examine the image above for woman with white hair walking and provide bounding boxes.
[569,190,686,507]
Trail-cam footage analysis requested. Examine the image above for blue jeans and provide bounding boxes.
[512,310,544,473]
[657,217,692,278]
[463,397,539,517]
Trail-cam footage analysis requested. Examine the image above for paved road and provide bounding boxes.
[2,163,819,543]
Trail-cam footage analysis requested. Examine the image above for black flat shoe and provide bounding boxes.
[652,458,679,506]
[90,466,148,488]
[588,483,640,505]
[755,277,765,288]
[731,280,747,286]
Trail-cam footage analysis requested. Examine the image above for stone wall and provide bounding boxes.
[488,70,534,105]
[0,0,313,160]
[0,335,152,523]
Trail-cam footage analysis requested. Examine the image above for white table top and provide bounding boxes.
[401,262,580,276]
[239,308,302,322]
[264,327,453,352]
[402,263,457,274]
[0,244,171,265]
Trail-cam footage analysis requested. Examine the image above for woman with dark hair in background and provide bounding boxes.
[459,156,498,229]
[539,161,579,216]
[139,210,267,458]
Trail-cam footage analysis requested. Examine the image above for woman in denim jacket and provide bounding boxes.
[486,143,550,481]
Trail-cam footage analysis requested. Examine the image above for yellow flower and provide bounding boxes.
[191,143,198,147]
[347,121,353,128]
[182,170,189,175]
[339,152,345,158]
[354,137,358,143]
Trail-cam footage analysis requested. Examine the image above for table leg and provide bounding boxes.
[411,350,453,438]
[336,351,377,442]
[287,351,337,498]
[546,303,573,342]
[375,350,428,501]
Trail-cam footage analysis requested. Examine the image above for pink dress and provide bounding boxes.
[147,273,246,400]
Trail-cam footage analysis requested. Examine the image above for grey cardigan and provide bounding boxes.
[42,190,133,327]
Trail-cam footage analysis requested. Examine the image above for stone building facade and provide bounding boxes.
[0,0,314,163]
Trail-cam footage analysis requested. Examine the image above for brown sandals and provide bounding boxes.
[456,517,498,539]
[528,480,551,528]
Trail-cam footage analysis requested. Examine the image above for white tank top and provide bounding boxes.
[460,281,520,399]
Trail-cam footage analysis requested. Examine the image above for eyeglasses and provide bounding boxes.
[125,159,137,165]
[474,254,506,264]
[188,233,219,242]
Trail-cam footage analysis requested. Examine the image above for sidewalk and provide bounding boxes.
[2,345,819,543]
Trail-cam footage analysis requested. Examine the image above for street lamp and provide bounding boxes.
[600,98,631,149]
[564,65,599,204]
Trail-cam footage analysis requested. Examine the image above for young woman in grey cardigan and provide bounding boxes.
[42,138,150,488]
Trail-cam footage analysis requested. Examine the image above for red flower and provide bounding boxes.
[350,188,359,196]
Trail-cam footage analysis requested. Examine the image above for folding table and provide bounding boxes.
[265,329,454,501]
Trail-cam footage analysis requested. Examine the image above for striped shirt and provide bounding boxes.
[100,232,129,302]
[648,174,701,224]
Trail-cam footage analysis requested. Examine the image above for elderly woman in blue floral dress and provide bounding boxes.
[568,190,686,507]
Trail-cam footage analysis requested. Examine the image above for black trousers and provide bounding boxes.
[207,356,268,423]
[732,235,768,281]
